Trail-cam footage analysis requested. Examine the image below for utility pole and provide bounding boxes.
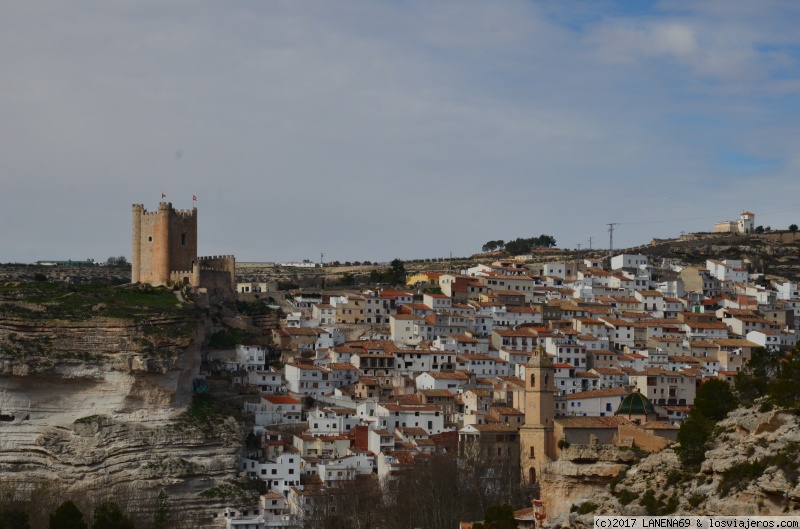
[589,237,593,250]
[320,253,324,266]
[607,223,619,263]
[576,244,581,251]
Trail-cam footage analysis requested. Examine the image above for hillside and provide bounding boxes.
[557,405,800,528]
[0,282,250,528]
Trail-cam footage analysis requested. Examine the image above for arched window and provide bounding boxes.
[530,374,535,388]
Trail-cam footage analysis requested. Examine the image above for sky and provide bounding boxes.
[2,1,800,264]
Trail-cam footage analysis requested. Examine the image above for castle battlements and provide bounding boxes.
[132,202,234,296]
[132,203,197,219]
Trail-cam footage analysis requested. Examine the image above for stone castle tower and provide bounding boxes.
[132,203,198,286]
[131,203,235,294]
[520,344,556,486]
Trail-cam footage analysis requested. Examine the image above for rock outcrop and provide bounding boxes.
[0,292,248,527]
[544,407,800,528]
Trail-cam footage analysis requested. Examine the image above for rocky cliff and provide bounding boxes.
[545,407,800,528]
[0,283,249,527]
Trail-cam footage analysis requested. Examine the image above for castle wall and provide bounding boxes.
[198,255,235,290]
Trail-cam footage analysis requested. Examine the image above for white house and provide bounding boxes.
[251,395,303,426]
[562,387,629,417]
[415,371,470,391]
[247,369,285,394]
[284,364,334,396]
[229,345,266,372]
[611,254,649,270]
[316,453,373,486]
[307,407,361,436]
[241,451,302,496]
[376,403,446,434]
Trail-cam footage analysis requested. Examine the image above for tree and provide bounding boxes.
[48,501,88,529]
[389,259,406,284]
[339,273,355,286]
[789,224,798,233]
[766,347,800,408]
[693,379,738,421]
[90,501,133,529]
[755,225,765,234]
[0,508,31,529]
[476,505,518,529]
[151,490,171,529]
[674,411,713,467]
[734,347,786,405]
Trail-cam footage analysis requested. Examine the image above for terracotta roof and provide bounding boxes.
[463,423,520,433]
[263,395,302,405]
[564,386,628,399]
[425,371,470,380]
[641,421,679,430]
[555,416,631,428]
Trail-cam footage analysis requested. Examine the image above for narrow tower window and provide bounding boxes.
[148,236,152,242]
[181,233,186,246]
[530,374,535,388]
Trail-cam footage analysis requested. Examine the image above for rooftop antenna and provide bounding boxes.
[607,223,619,262]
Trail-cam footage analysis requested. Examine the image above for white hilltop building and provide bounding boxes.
[714,211,755,234]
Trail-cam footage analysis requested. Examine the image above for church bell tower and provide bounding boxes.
[520,344,555,486]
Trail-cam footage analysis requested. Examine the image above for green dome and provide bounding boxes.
[615,391,656,416]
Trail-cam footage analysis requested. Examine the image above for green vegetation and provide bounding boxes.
[368,258,407,285]
[501,235,557,254]
[151,491,171,529]
[693,379,738,421]
[73,415,107,426]
[687,493,706,508]
[639,489,678,516]
[718,443,800,497]
[233,300,275,316]
[90,501,134,529]
[676,377,740,467]
[48,501,87,529]
[472,505,518,529]
[207,329,260,348]
[176,393,243,430]
[571,502,599,515]
[615,489,639,506]
[735,345,800,409]
[0,282,192,321]
[0,507,30,529]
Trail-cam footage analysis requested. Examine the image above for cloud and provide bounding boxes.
[0,1,799,262]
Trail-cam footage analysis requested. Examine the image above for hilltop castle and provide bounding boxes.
[131,202,235,295]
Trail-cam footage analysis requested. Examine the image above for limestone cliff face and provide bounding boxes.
[0,313,248,527]
[543,408,800,528]
[539,445,637,518]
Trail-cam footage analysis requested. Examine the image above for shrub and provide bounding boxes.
[687,493,706,508]
[616,489,638,506]
[571,502,599,515]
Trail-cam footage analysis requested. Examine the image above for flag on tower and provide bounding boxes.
[162,192,166,199]
[193,195,197,201]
